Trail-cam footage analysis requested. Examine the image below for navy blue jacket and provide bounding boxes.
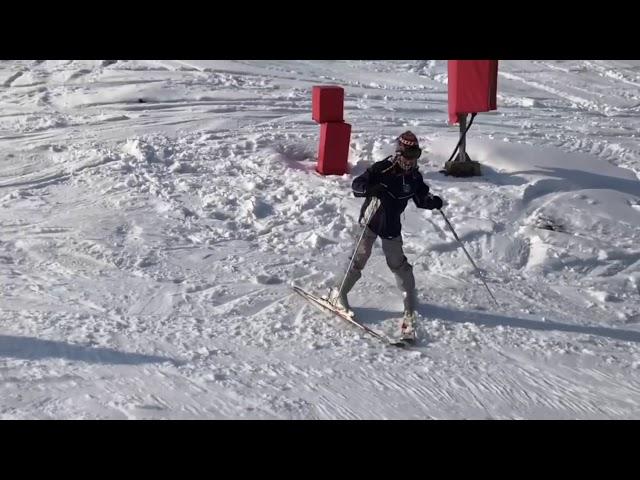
[352,156,439,238]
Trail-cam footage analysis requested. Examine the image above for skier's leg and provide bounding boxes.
[381,235,417,316]
[381,235,418,339]
[332,227,377,310]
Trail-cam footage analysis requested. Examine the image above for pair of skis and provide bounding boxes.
[292,285,416,348]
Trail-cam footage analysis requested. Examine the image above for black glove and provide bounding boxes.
[427,195,443,210]
[366,183,386,198]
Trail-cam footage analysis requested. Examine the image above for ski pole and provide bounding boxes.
[337,197,380,295]
[438,209,499,308]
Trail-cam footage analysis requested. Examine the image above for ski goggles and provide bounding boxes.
[399,147,422,160]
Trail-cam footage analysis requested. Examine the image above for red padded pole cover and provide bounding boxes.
[312,86,344,123]
[448,60,498,124]
[317,122,351,175]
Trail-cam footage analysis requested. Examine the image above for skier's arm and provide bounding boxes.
[413,174,443,210]
[352,169,370,197]
[352,167,383,198]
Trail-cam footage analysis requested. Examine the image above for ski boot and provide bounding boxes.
[400,289,418,342]
[325,268,360,317]
[327,287,353,316]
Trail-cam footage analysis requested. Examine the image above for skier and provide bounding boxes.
[329,131,443,339]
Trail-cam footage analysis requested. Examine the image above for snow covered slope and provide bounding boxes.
[1,60,639,418]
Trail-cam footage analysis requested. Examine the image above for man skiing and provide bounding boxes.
[329,131,443,340]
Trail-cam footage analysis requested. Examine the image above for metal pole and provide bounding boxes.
[458,113,467,162]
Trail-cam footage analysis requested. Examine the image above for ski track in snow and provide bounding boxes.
[1,60,639,418]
